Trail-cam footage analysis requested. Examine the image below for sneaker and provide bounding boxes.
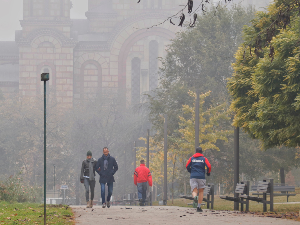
[139,201,146,206]
[197,207,203,212]
[107,201,111,208]
[102,203,106,208]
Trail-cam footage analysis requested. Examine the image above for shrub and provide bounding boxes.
[0,175,42,203]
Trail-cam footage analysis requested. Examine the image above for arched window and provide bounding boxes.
[149,40,159,91]
[82,63,101,99]
[131,57,141,105]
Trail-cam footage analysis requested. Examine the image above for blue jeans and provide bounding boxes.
[101,182,113,204]
[84,178,95,202]
[137,182,147,203]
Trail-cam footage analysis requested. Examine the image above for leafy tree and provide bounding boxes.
[146,5,256,195]
[141,91,232,196]
[148,4,255,138]
[228,0,300,149]
[0,93,71,202]
[177,91,232,153]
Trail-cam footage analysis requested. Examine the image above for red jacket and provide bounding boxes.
[134,164,152,186]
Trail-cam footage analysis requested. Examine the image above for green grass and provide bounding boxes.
[0,202,74,225]
[153,187,300,214]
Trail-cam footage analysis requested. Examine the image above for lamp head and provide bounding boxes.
[41,73,49,81]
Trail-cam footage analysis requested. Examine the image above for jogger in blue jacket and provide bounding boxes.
[186,147,211,212]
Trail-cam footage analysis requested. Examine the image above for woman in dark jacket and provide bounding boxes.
[95,147,118,208]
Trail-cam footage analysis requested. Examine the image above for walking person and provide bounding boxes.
[80,151,97,208]
[186,147,211,212]
[134,159,152,206]
[95,147,118,208]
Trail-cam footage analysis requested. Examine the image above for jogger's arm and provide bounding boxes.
[205,157,211,173]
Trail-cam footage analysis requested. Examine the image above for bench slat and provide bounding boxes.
[273,187,295,191]
[258,181,269,185]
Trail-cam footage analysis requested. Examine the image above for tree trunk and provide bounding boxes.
[280,168,285,185]
[280,168,285,194]
[171,156,176,205]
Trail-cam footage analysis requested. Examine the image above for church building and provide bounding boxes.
[0,0,271,106]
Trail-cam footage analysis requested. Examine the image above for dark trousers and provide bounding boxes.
[137,182,148,203]
[101,182,113,204]
[84,178,95,202]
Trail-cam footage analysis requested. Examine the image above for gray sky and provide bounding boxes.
[0,0,88,41]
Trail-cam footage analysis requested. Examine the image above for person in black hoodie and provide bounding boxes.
[80,151,97,208]
[95,147,118,208]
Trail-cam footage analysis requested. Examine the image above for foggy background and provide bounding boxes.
[0,0,87,41]
[0,0,298,207]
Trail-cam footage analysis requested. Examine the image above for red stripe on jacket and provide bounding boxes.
[205,157,211,173]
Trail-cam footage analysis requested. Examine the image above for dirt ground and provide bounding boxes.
[72,205,300,225]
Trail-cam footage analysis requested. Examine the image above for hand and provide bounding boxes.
[206,173,210,176]
[97,168,101,171]
[80,179,84,183]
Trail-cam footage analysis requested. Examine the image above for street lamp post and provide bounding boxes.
[163,115,168,205]
[53,164,56,200]
[133,141,136,195]
[133,141,136,173]
[41,73,49,224]
[195,88,200,149]
[234,126,239,210]
[146,129,150,169]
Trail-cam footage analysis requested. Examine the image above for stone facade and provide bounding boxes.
[0,0,272,106]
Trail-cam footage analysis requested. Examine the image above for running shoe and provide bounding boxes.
[102,203,106,208]
[197,207,203,212]
[107,201,111,208]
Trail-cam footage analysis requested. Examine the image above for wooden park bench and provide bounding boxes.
[247,179,274,212]
[180,184,214,209]
[220,181,250,212]
[220,179,275,212]
[252,184,296,202]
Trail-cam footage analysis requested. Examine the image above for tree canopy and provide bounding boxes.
[148,4,255,136]
[228,0,300,149]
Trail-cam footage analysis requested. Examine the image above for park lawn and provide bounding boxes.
[0,202,74,225]
[153,187,300,216]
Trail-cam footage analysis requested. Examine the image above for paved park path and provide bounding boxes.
[72,205,300,225]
